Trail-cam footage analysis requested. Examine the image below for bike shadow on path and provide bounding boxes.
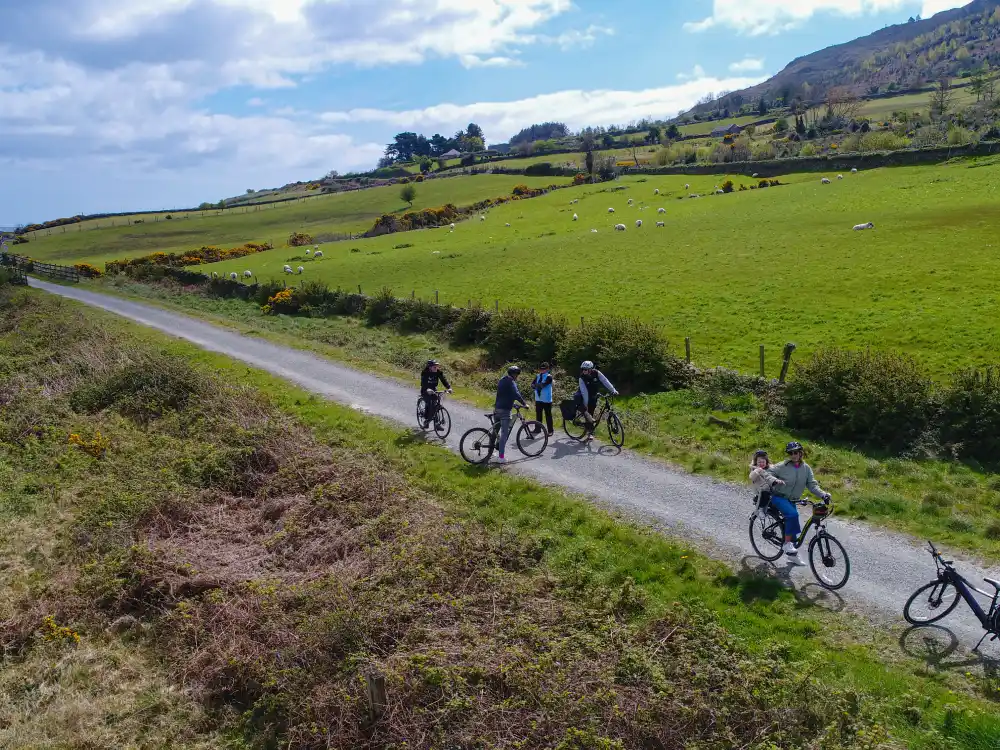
[546,437,623,460]
[899,625,1000,698]
[736,555,847,613]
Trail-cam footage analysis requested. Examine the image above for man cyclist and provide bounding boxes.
[576,361,618,441]
[766,441,831,563]
[419,359,452,429]
[494,365,529,463]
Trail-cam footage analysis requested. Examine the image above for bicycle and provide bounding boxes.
[459,405,548,465]
[903,541,1000,650]
[562,393,625,448]
[416,391,452,439]
[748,495,851,590]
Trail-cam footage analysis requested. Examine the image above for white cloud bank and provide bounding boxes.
[729,57,764,73]
[684,0,971,35]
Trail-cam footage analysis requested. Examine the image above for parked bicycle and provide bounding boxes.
[459,405,548,465]
[561,393,625,447]
[416,391,451,439]
[903,541,1000,650]
[749,496,851,590]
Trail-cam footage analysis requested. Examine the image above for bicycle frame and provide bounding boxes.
[587,394,614,426]
[930,546,998,628]
[756,496,831,545]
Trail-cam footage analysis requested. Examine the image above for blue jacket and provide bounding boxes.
[532,372,553,403]
[495,375,527,410]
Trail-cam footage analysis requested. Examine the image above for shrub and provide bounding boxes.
[939,369,1000,463]
[511,184,531,196]
[74,262,103,278]
[262,288,299,315]
[558,316,691,394]
[400,183,417,206]
[721,180,734,193]
[573,172,588,185]
[365,287,398,326]
[858,131,909,152]
[486,308,567,366]
[799,143,817,157]
[288,232,315,247]
[450,305,493,346]
[785,348,936,453]
[524,162,554,176]
[396,298,458,334]
[415,174,425,182]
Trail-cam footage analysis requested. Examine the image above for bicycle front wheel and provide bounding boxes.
[459,427,494,465]
[607,412,625,447]
[749,512,784,562]
[433,407,452,439]
[904,580,961,625]
[516,421,548,457]
[808,533,851,590]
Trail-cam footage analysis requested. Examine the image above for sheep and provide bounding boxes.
[480,215,486,221]
[313,245,319,251]
[837,174,844,180]
[229,272,238,280]
[635,219,643,228]
[283,265,293,274]
[614,223,627,231]
[505,222,511,227]
[821,177,831,184]
[685,183,690,190]
[851,167,858,173]
[297,266,304,274]
[572,214,578,221]
[657,207,666,214]
[752,173,759,178]
[243,270,252,278]
[449,222,456,230]
[656,221,665,227]
[608,207,615,213]
[305,249,311,256]
[853,222,875,231]
[715,189,724,195]
[654,188,660,195]
[211,271,219,279]
[314,251,323,258]
[432,250,441,254]
[627,198,634,206]
[591,229,598,233]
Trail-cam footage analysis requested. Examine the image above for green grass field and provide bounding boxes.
[196,158,1000,376]
[21,175,567,268]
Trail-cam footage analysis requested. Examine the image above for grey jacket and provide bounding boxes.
[767,459,828,501]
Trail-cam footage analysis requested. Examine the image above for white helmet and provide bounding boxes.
[580,360,595,370]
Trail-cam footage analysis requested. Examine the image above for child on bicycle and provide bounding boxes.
[767,441,832,562]
[419,360,452,429]
[749,449,784,516]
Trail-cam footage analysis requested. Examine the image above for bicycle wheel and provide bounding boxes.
[516,421,548,457]
[459,427,494,465]
[808,533,851,590]
[607,412,625,447]
[749,512,784,562]
[416,397,428,429]
[433,407,452,440]
[904,580,961,625]
[564,414,589,441]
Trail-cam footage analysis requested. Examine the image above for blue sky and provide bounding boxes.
[0,0,971,225]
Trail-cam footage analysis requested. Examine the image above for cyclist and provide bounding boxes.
[575,360,618,441]
[419,359,452,429]
[749,449,785,518]
[766,441,832,562]
[494,365,529,463]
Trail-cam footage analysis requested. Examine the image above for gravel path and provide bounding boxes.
[29,277,1000,643]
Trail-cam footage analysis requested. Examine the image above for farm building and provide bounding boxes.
[710,123,743,137]
[439,148,462,159]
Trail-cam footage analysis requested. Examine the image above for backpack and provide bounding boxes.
[559,399,578,421]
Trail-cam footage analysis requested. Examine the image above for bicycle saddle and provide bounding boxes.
[484,413,495,420]
[983,577,1000,592]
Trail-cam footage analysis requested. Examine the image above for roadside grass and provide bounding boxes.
[19,174,568,268]
[93,276,1000,562]
[9,285,1000,748]
[191,159,1000,376]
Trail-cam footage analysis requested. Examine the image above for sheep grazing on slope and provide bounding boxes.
[505,222,511,227]
[608,207,615,213]
[313,245,319,251]
[614,223,626,231]
[821,177,831,184]
[654,188,660,195]
[297,266,304,274]
[572,214,578,221]
[851,167,858,173]
[853,222,875,231]
[211,271,219,279]
[752,173,759,178]
[314,251,323,259]
[449,222,456,230]
[243,270,252,278]
[283,265,293,274]
[480,215,486,221]
[657,208,666,214]
[591,229,598,233]
[635,219,643,228]
[685,183,690,190]
[837,175,844,180]
[229,272,238,280]
[656,221,665,227]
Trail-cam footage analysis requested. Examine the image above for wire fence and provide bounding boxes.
[0,252,79,283]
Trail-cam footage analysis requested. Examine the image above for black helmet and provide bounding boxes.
[785,441,804,454]
[753,449,769,461]
[507,365,521,376]
[426,359,440,367]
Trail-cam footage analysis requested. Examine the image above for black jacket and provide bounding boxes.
[420,367,451,393]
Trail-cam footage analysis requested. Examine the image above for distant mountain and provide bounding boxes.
[683,0,1000,118]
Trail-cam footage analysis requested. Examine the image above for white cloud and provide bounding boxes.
[729,57,764,73]
[460,54,524,68]
[683,0,968,36]
[676,65,707,81]
[318,73,768,143]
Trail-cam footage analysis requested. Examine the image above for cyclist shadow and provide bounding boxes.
[899,625,1000,696]
[737,555,847,613]
[547,437,623,460]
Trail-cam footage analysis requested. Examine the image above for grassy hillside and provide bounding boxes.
[20,175,567,268]
[3,287,999,749]
[198,158,1000,376]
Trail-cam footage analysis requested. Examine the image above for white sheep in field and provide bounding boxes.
[654,188,660,195]
[449,222,456,230]
[283,265,293,274]
[715,189,724,195]
[657,207,666,214]
[314,251,323,259]
[313,245,319,251]
[627,198,634,205]
[837,175,844,180]
[684,183,690,190]
[305,249,311,255]
[591,229,598,233]
[297,266,304,274]
[853,222,875,231]
[480,215,486,222]
[752,173,759,178]
[229,272,238,280]
[635,219,643,228]
[608,207,615,213]
[572,213,578,221]
[851,168,858,173]
[505,222,511,227]
[821,177,831,184]
[243,270,252,278]
[211,271,219,279]
[614,223,626,231]
[656,221,665,227]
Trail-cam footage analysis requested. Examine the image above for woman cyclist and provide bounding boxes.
[765,441,831,563]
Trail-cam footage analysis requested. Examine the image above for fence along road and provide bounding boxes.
[25,276,1000,647]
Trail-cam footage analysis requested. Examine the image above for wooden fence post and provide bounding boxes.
[759,345,765,378]
[366,672,387,724]
[580,316,585,328]
[684,337,691,363]
[358,284,362,294]
[495,300,499,313]
[779,343,797,383]
[435,290,439,304]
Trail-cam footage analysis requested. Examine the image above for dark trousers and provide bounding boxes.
[534,401,553,434]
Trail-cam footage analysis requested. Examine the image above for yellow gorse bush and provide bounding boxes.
[68,430,110,458]
[41,615,81,645]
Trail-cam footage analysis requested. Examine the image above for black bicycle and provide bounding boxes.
[416,391,451,439]
[749,496,851,590]
[562,393,625,447]
[903,541,1000,650]
[459,405,548,465]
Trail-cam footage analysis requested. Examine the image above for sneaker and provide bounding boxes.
[421,421,430,430]
[497,454,506,463]
[782,541,798,555]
